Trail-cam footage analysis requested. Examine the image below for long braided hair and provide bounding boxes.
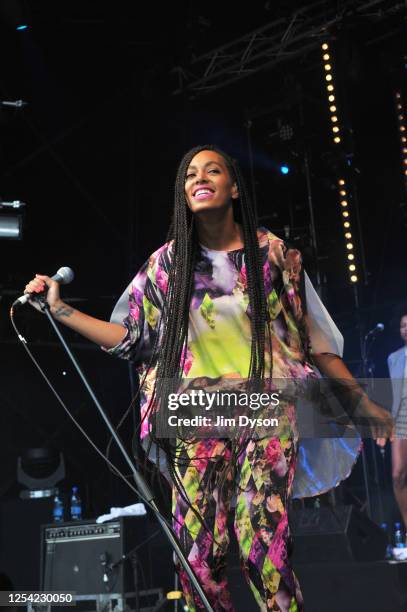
[146,144,270,517]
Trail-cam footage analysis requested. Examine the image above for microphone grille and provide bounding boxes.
[56,267,74,285]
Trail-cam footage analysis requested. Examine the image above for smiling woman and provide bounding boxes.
[23,144,393,612]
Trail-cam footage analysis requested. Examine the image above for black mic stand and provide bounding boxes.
[361,328,385,525]
[38,301,213,612]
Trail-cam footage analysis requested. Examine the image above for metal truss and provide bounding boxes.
[172,0,406,96]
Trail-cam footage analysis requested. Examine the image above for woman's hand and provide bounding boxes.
[24,274,62,313]
[353,396,395,444]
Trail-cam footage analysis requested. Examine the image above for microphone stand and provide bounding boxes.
[361,329,385,525]
[38,302,213,612]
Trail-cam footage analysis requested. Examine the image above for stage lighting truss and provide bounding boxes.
[321,42,341,145]
[395,91,407,185]
[337,178,358,284]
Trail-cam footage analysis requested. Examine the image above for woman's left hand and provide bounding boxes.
[355,397,394,444]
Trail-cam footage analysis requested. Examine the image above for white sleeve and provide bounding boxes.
[304,270,344,358]
[110,282,132,324]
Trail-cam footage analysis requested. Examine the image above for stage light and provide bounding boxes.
[350,275,358,283]
[280,165,290,175]
[344,221,350,228]
[333,136,341,143]
[328,95,335,102]
[325,74,333,81]
[345,232,352,239]
[324,64,332,71]
[322,43,329,50]
[329,105,337,112]
[339,190,346,195]
[395,90,407,194]
[0,200,25,239]
[349,264,356,271]
[338,179,345,185]
[331,115,338,122]
[327,84,334,92]
[16,24,28,31]
[342,210,349,217]
[346,243,353,249]
[341,200,348,206]
[323,54,330,61]
[347,253,354,260]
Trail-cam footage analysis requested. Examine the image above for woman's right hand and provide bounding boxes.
[24,274,62,312]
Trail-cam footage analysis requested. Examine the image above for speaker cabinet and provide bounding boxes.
[41,517,147,594]
[290,505,387,563]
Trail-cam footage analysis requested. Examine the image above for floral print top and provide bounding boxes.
[108,227,314,438]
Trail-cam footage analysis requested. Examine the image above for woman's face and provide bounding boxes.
[184,150,238,214]
[400,315,407,344]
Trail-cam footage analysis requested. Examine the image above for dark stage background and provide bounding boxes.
[0,0,407,602]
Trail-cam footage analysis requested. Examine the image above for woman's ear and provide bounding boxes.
[231,182,239,200]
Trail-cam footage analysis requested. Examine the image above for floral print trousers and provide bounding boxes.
[172,435,304,612]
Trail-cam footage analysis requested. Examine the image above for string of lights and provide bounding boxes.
[321,42,358,285]
[321,42,341,145]
[395,90,407,188]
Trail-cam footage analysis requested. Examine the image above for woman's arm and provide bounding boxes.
[24,274,126,348]
[312,352,394,446]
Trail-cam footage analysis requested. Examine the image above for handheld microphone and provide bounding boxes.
[12,267,74,308]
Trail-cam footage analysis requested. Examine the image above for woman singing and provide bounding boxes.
[24,145,393,611]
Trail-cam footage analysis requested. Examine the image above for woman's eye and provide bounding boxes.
[208,169,220,174]
[186,173,195,179]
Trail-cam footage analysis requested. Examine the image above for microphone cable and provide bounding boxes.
[9,303,173,530]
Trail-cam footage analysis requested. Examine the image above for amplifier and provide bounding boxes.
[41,517,147,595]
[290,505,387,563]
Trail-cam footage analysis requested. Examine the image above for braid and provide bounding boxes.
[145,144,271,523]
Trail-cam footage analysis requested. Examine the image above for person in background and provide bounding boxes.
[388,314,407,536]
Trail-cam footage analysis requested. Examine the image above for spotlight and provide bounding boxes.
[327,85,334,92]
[343,221,350,228]
[342,210,349,217]
[349,264,356,271]
[16,24,28,31]
[280,165,290,175]
[0,200,25,239]
[346,243,353,249]
[325,74,333,81]
[350,275,358,283]
[333,136,341,143]
[347,253,354,260]
[328,95,335,102]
